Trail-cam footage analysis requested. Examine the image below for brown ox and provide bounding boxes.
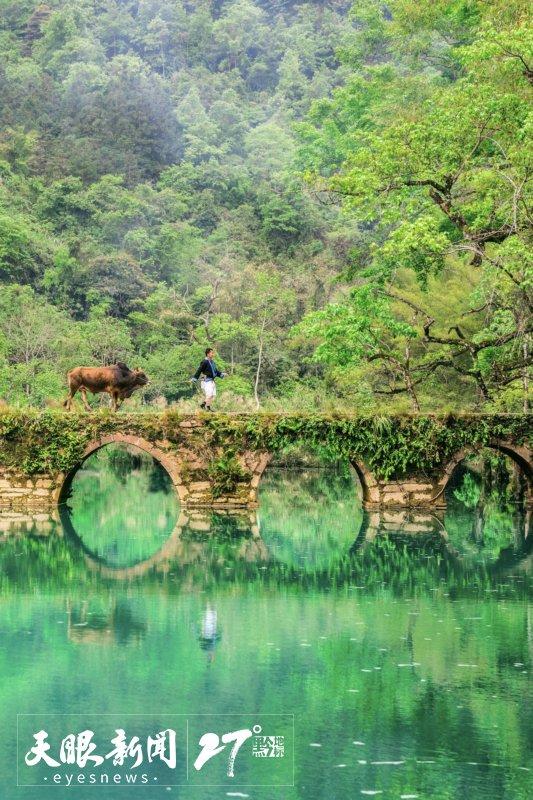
[63,363,149,412]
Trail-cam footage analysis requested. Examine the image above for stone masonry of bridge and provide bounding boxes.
[0,411,530,512]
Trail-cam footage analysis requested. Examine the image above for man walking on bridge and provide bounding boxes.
[191,348,226,411]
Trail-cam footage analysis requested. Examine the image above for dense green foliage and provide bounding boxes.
[0,409,529,480]
[0,1,531,411]
[297,0,532,411]
[0,0,359,408]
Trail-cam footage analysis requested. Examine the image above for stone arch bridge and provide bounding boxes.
[0,411,530,511]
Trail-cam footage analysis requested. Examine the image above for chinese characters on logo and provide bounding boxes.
[25,729,176,770]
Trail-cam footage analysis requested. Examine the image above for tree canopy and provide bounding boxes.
[0,1,530,411]
[297,0,532,411]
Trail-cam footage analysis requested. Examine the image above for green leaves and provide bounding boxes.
[377,216,450,285]
[296,0,532,410]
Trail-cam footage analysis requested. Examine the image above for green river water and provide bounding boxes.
[0,445,531,800]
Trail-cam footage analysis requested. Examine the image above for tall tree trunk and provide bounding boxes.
[254,313,266,410]
[523,338,529,413]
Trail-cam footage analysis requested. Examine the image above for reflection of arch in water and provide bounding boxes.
[61,504,532,582]
[432,440,532,506]
[354,508,532,572]
[353,509,452,550]
[62,502,367,581]
[58,434,188,505]
[61,506,268,580]
[61,504,187,579]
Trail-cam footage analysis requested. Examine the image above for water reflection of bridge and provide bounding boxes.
[52,506,531,581]
[0,504,529,581]
[58,507,269,579]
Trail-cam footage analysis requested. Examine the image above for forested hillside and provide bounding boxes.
[0,0,530,411]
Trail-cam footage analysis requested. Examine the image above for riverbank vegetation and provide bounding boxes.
[0,1,531,411]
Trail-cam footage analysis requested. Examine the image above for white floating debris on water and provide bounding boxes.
[379,648,388,652]
[457,664,478,668]
[348,689,359,693]
[226,794,250,798]
[401,795,419,798]
[361,668,373,672]
[358,759,368,764]
[397,663,421,667]
[514,662,524,667]
[309,743,322,747]
[300,643,312,647]
[361,791,382,795]
[371,761,405,766]
[416,759,435,764]
[353,741,365,746]
[335,764,347,768]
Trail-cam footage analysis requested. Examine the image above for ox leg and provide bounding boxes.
[63,380,78,411]
[80,387,92,412]
[111,392,119,412]
[63,390,73,411]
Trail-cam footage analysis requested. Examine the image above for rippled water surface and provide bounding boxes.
[0,446,531,799]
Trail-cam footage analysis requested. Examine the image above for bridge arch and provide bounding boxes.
[252,450,378,508]
[57,433,189,505]
[350,460,379,506]
[432,439,532,505]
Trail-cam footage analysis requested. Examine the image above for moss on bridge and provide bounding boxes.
[0,409,530,482]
